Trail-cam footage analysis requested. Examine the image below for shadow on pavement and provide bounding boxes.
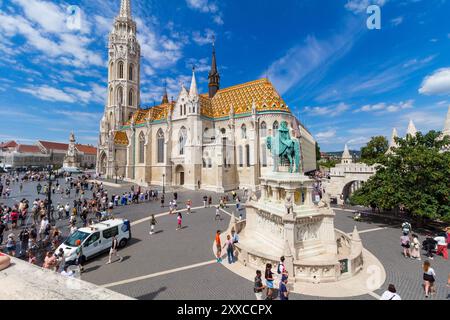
[137,286,167,300]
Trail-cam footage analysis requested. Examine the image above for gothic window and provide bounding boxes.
[260,121,267,137]
[202,158,206,168]
[109,87,113,105]
[180,105,183,116]
[179,127,187,155]
[261,144,267,167]
[272,121,279,136]
[208,158,212,168]
[129,64,134,81]
[118,61,124,79]
[241,124,247,139]
[138,132,145,163]
[246,144,250,167]
[117,87,123,105]
[128,89,134,106]
[238,145,243,167]
[157,129,164,163]
[184,104,186,115]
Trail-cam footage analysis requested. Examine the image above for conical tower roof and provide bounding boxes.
[189,68,198,97]
[342,144,351,158]
[406,120,417,137]
[119,0,132,19]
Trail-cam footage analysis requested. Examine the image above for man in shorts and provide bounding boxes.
[106,235,123,264]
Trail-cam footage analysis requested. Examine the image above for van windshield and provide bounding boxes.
[64,231,90,247]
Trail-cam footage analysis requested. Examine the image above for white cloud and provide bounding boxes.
[419,68,450,95]
[304,103,349,117]
[315,129,337,140]
[185,0,223,25]
[262,18,359,95]
[18,84,105,104]
[192,29,216,46]
[186,0,218,13]
[356,100,414,113]
[345,0,387,14]
[18,85,76,103]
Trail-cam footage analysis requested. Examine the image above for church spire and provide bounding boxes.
[208,37,220,98]
[119,0,132,19]
[189,67,198,97]
[162,81,169,104]
[341,144,353,164]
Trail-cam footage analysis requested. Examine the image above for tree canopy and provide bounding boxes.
[360,136,388,165]
[351,131,450,222]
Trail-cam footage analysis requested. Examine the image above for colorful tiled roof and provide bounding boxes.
[125,78,290,125]
[127,102,175,126]
[114,131,129,146]
[202,78,290,119]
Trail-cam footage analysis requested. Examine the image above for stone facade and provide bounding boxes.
[96,0,317,192]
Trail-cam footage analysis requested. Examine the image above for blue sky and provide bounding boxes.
[0,0,449,152]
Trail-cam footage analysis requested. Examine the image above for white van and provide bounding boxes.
[58,219,131,265]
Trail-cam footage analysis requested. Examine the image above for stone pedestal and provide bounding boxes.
[235,172,364,283]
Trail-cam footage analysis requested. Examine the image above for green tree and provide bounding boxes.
[360,136,388,165]
[315,142,321,169]
[351,131,450,221]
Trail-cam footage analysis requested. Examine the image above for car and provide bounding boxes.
[57,218,131,265]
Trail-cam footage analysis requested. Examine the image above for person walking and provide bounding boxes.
[215,207,221,221]
[208,196,212,208]
[410,234,421,260]
[106,236,123,264]
[18,227,29,258]
[149,214,157,235]
[254,270,265,300]
[264,263,274,300]
[161,194,165,208]
[279,275,289,300]
[380,284,401,300]
[400,233,411,258]
[203,195,208,208]
[186,199,192,215]
[75,240,84,273]
[223,234,235,264]
[434,234,448,260]
[402,221,412,235]
[176,212,182,230]
[215,230,222,263]
[423,260,436,298]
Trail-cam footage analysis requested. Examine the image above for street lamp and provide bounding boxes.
[114,164,119,184]
[162,173,165,195]
[46,164,54,223]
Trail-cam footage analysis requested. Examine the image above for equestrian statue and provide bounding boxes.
[266,121,301,173]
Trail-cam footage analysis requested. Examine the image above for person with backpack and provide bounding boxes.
[380,284,401,300]
[277,256,289,277]
[402,221,412,235]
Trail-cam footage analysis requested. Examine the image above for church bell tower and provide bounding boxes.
[106,0,141,130]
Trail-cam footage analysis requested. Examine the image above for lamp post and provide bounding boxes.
[46,164,53,223]
[114,164,119,184]
[162,173,165,195]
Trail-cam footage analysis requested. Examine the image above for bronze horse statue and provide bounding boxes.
[266,121,301,173]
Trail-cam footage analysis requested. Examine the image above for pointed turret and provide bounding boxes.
[341,144,353,164]
[119,0,132,19]
[208,38,220,98]
[162,82,169,104]
[386,128,399,154]
[406,120,417,137]
[189,67,198,97]
[443,106,450,137]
